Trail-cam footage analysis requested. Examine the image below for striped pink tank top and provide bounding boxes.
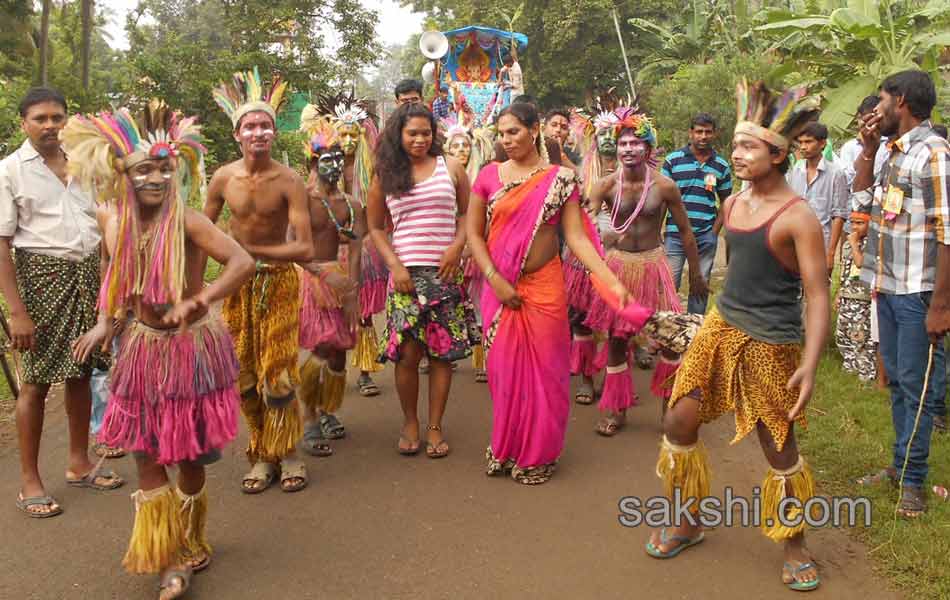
[386,156,457,267]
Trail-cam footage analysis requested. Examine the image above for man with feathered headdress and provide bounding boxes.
[314,92,386,396]
[644,80,827,593]
[582,110,705,435]
[63,99,254,597]
[1,87,124,520]
[295,110,367,452]
[205,67,315,495]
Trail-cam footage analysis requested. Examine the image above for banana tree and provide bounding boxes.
[755,0,950,134]
[495,2,525,53]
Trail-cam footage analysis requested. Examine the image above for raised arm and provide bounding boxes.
[663,179,708,297]
[853,112,882,193]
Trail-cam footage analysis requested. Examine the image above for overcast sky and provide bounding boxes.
[99,0,425,50]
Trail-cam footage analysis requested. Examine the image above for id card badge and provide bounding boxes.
[883,186,904,220]
[704,172,716,191]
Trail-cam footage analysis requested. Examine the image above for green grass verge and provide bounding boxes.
[800,349,950,598]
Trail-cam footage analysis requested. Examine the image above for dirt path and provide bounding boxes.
[0,363,899,599]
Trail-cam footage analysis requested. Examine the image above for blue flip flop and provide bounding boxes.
[783,561,820,592]
[644,528,705,559]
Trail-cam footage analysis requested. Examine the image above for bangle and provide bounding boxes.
[859,153,874,162]
[486,266,497,280]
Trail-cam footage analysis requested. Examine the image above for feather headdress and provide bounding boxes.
[313,91,378,206]
[299,113,341,161]
[441,114,470,142]
[62,99,207,315]
[734,79,820,151]
[613,111,657,147]
[213,66,289,128]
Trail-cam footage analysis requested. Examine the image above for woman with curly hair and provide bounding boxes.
[366,102,479,458]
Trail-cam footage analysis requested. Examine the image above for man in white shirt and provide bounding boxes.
[787,121,850,275]
[0,87,124,519]
[837,95,889,191]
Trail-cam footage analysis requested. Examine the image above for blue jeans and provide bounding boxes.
[877,293,947,488]
[665,229,718,315]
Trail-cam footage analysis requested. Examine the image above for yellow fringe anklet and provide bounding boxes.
[319,367,347,414]
[655,436,711,509]
[123,485,185,574]
[177,486,211,560]
[472,344,486,371]
[761,456,816,542]
[298,355,326,412]
[351,326,383,373]
[259,401,303,462]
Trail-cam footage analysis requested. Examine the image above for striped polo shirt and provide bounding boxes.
[387,155,458,267]
[661,145,732,235]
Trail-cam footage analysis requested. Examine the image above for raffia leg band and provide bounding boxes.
[298,355,326,412]
[472,343,486,371]
[319,367,346,414]
[599,362,637,412]
[259,400,302,462]
[655,435,710,511]
[177,485,211,561]
[760,456,816,542]
[351,325,383,373]
[123,485,184,574]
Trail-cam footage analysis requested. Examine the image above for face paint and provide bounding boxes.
[132,171,172,190]
[240,127,274,140]
[317,149,345,183]
[596,129,617,156]
[617,135,650,167]
[338,123,361,156]
[446,135,472,166]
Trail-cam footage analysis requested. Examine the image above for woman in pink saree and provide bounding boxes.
[466,103,647,484]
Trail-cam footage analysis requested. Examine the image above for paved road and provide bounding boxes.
[0,361,899,599]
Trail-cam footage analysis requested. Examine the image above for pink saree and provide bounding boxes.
[479,164,651,472]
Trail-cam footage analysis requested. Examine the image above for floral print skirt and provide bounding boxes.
[378,267,481,363]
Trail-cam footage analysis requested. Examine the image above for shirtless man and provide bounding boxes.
[65,101,254,599]
[297,123,367,455]
[645,81,827,592]
[206,72,315,494]
[585,116,707,436]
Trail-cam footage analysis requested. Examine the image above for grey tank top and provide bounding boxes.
[716,197,803,344]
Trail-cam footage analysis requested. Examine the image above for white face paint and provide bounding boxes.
[132,171,173,189]
[240,128,274,140]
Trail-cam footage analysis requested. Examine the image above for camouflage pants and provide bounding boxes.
[835,298,877,381]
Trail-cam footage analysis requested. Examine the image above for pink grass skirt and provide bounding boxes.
[298,264,357,350]
[584,246,682,338]
[99,315,239,465]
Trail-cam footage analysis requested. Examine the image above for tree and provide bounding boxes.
[755,0,950,133]
[81,0,92,89]
[123,0,381,168]
[39,0,51,85]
